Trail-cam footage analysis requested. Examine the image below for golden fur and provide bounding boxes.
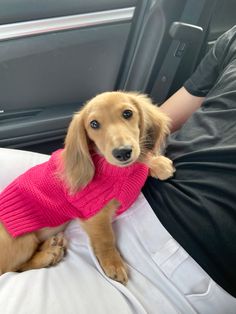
[0,91,175,284]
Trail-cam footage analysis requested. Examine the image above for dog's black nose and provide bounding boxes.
[112,147,132,162]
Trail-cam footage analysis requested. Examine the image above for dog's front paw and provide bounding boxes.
[98,250,128,285]
[149,156,175,180]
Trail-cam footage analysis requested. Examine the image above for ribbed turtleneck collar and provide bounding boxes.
[91,152,146,177]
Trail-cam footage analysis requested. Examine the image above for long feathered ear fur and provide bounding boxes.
[128,92,171,154]
[61,109,94,194]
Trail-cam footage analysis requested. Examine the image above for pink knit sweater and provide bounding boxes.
[0,150,149,237]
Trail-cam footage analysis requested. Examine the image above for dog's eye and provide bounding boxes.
[122,110,133,119]
[90,120,100,129]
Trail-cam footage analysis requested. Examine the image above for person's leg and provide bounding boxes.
[112,194,236,314]
[0,148,49,192]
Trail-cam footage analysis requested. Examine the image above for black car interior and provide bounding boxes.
[0,0,235,154]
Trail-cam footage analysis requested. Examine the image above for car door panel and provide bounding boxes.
[0,0,136,24]
[0,4,135,148]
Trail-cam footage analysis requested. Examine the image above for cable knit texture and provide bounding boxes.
[0,149,149,237]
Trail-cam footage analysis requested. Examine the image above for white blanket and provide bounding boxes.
[0,148,235,314]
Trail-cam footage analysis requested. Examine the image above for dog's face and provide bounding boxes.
[85,92,141,166]
[62,91,170,193]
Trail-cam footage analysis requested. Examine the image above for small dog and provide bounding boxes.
[0,91,175,284]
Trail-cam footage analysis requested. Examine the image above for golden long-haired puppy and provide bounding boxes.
[0,91,175,284]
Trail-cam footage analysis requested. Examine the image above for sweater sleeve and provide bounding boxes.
[66,175,121,219]
[116,164,149,215]
[67,162,149,219]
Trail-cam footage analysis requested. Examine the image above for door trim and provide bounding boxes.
[0,7,135,41]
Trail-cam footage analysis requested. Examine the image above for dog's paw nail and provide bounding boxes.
[100,255,128,285]
[50,233,67,249]
[106,265,128,285]
[47,246,65,266]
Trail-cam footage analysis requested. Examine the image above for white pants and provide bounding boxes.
[0,148,236,314]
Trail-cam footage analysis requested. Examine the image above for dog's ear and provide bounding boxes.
[61,109,94,194]
[128,92,171,153]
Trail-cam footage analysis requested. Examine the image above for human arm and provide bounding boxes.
[159,86,205,133]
